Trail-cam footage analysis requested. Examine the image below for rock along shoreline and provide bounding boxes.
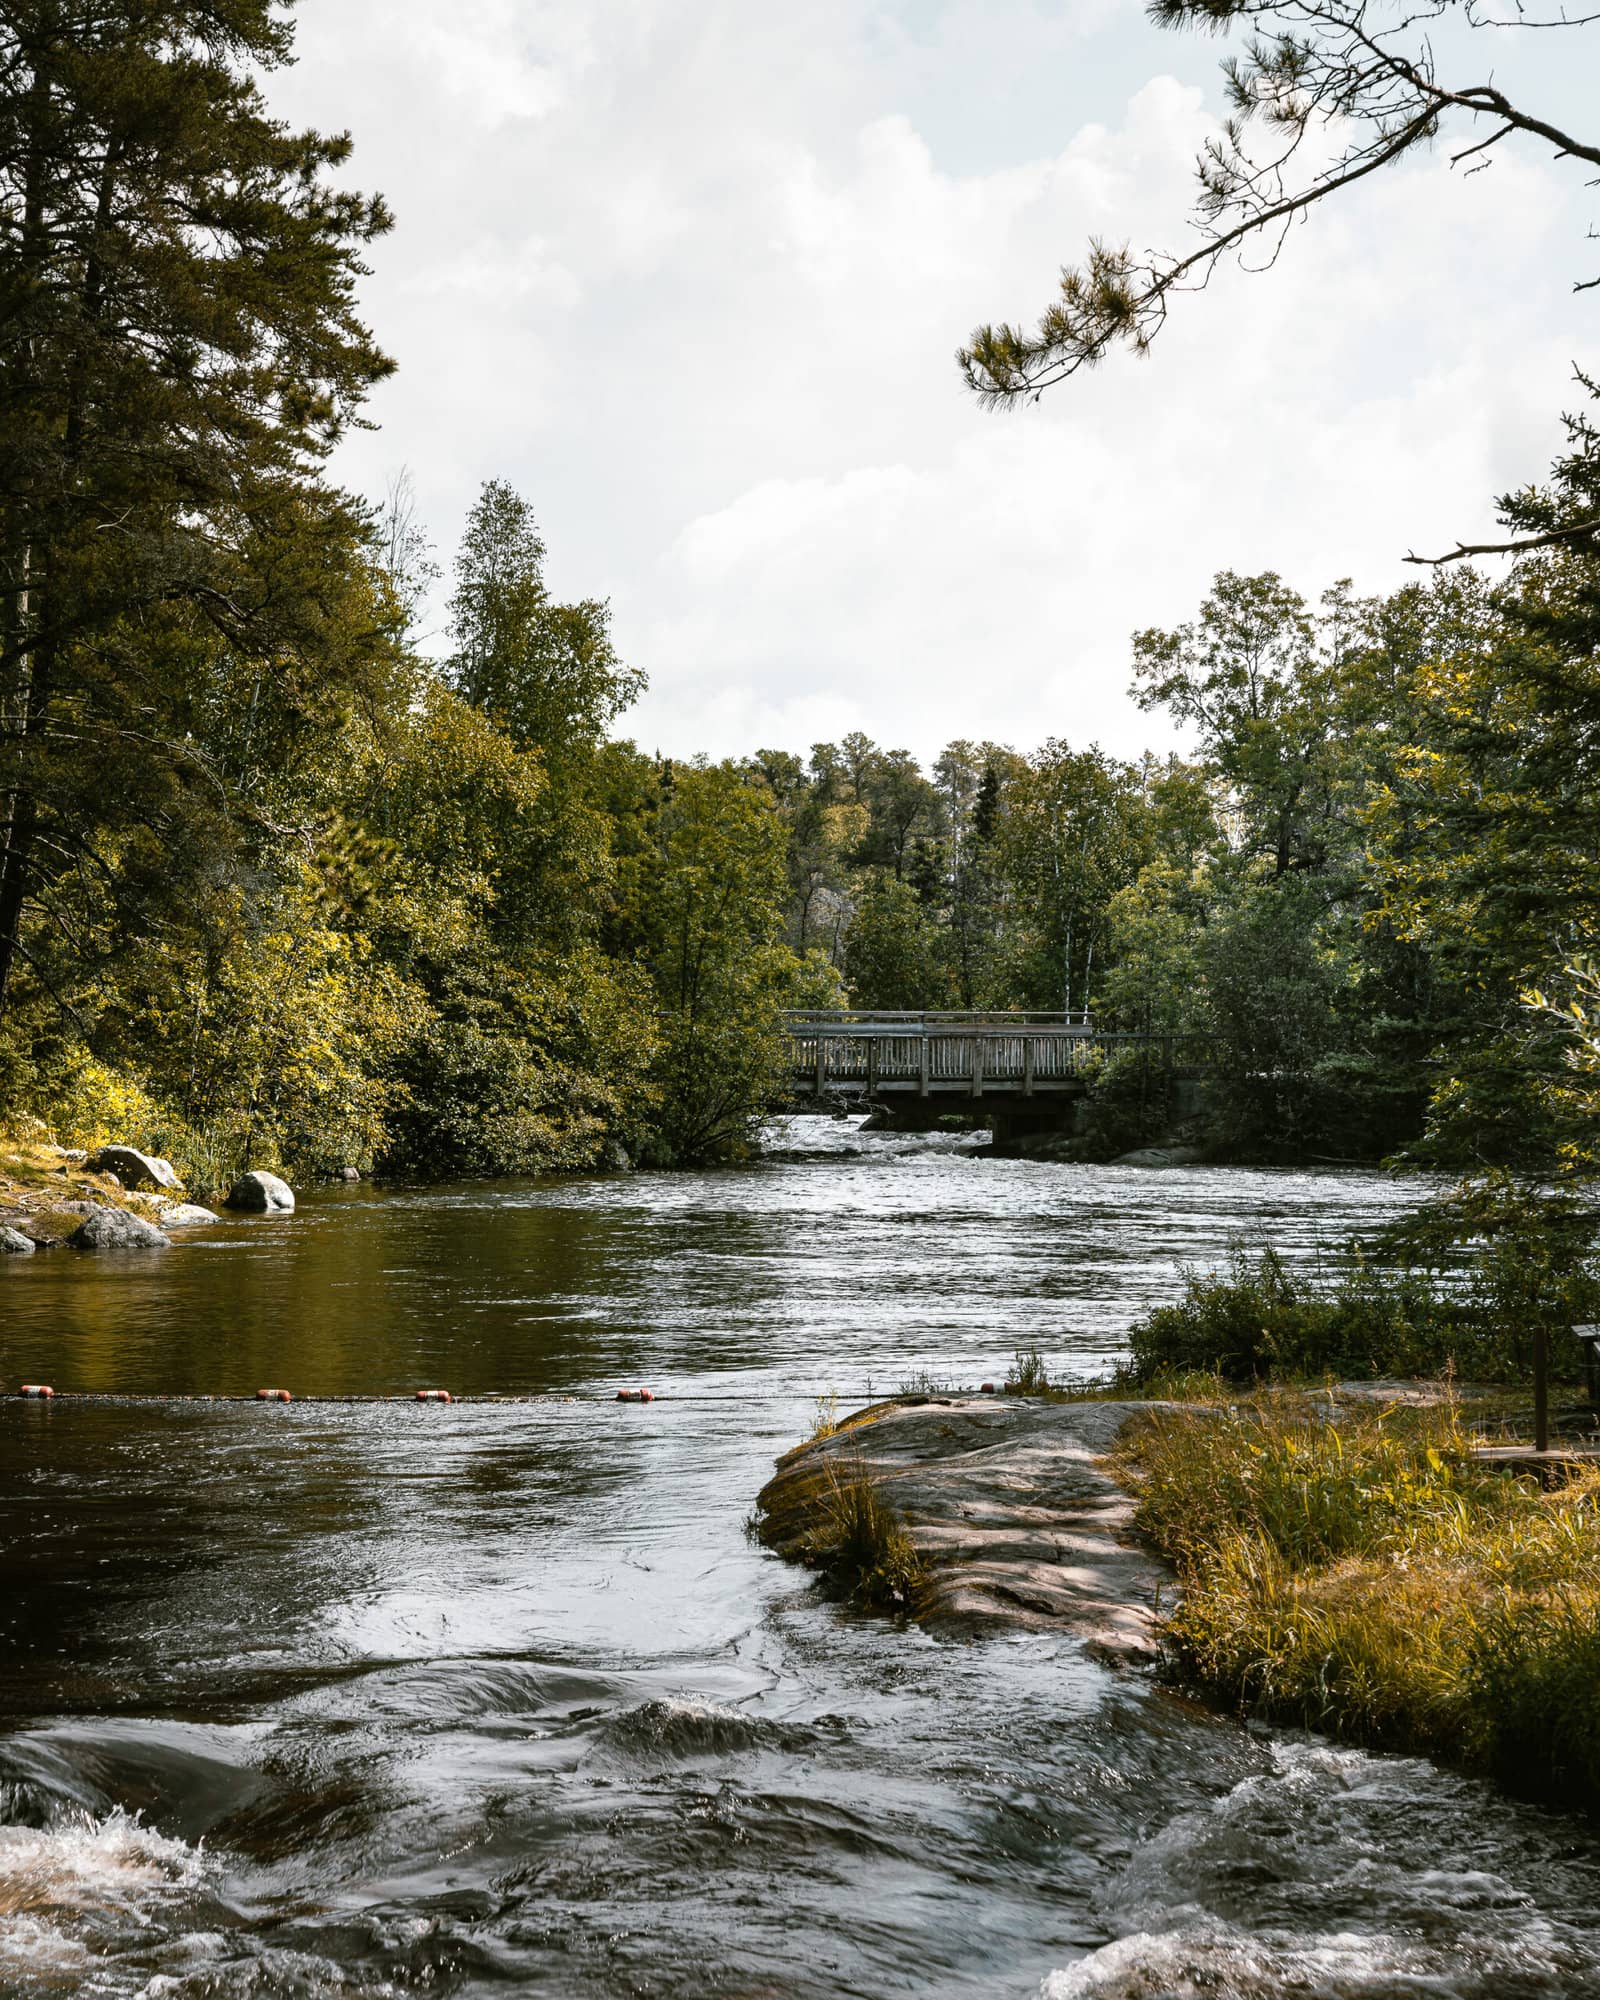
[754,1394,1174,1663]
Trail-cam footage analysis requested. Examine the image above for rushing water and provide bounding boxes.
[4,1120,1600,1999]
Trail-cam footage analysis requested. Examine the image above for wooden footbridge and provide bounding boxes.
[782,1011,1190,1137]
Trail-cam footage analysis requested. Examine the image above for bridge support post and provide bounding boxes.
[918,1038,929,1098]
[1022,1038,1034,1098]
[971,1037,984,1100]
[815,1037,826,1097]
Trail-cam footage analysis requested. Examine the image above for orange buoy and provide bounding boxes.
[255,1388,291,1402]
[415,1389,452,1402]
[18,1384,53,1399]
[639,1388,656,1403]
[979,1382,996,1394]
[616,1389,641,1402]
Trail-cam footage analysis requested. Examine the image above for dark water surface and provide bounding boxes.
[4,1121,1600,1998]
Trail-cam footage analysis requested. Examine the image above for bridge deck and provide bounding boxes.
[784,1012,1160,1101]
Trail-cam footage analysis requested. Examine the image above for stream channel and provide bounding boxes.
[5,1117,1600,1999]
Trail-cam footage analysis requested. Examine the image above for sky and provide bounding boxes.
[269,0,1595,766]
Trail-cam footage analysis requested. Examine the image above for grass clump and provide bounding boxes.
[797,1459,924,1612]
[1118,1392,1600,1808]
[809,1391,841,1440]
[897,1368,955,1396]
[1005,1346,1051,1394]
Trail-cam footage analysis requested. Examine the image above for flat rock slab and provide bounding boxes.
[756,1396,1173,1661]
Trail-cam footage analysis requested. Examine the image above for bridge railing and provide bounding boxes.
[783,1009,1093,1032]
[783,1012,1210,1097]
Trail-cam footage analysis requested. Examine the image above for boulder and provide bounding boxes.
[1110,1144,1205,1168]
[0,1226,34,1255]
[13,1206,92,1248]
[600,1138,633,1172]
[223,1170,295,1213]
[336,1165,360,1182]
[160,1203,220,1228]
[87,1146,182,1192]
[69,1206,170,1251]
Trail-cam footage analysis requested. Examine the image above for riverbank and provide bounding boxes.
[1119,1388,1600,1811]
[759,1380,1600,1815]
[0,1138,175,1242]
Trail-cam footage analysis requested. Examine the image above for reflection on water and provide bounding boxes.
[2,1121,1598,1997]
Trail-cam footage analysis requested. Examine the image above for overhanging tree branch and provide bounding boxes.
[961,0,1598,402]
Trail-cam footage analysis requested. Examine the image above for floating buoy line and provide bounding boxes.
[6,1384,1014,1406]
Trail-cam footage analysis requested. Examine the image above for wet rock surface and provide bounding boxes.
[224,1170,295,1213]
[757,1395,1172,1659]
[0,1225,34,1254]
[69,1206,171,1251]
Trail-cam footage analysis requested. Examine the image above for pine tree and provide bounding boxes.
[0,0,394,1023]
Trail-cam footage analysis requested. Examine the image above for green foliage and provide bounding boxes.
[0,0,395,1022]
[447,479,643,756]
[611,758,810,1165]
[1125,1213,1600,1387]
[842,876,947,1009]
[1005,1345,1052,1393]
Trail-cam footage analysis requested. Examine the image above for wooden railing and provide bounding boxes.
[782,1011,1183,1099]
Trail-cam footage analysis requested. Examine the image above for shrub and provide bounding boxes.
[1122,1239,1600,1387]
[1005,1346,1051,1394]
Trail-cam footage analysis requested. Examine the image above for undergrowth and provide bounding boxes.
[1117,1391,1600,1809]
[1123,1241,1600,1387]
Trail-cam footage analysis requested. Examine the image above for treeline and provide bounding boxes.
[0,469,840,1185]
[0,6,827,1190]
[744,433,1600,1177]
[5,4,1600,1195]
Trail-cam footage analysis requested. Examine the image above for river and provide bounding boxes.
[4,1119,1600,1999]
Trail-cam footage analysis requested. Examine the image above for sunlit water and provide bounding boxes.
[3,1119,1600,1998]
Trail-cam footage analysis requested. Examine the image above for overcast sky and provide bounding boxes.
[270,0,1593,766]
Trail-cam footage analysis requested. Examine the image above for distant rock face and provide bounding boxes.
[69,1206,171,1251]
[160,1203,220,1228]
[223,1170,295,1213]
[0,1225,35,1254]
[87,1146,182,1192]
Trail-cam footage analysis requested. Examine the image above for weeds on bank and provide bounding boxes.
[897,1369,957,1396]
[1118,1391,1600,1808]
[810,1391,841,1440]
[1006,1346,1051,1394]
[798,1459,923,1611]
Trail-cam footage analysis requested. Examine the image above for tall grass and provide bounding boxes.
[1118,1394,1600,1807]
[796,1460,923,1611]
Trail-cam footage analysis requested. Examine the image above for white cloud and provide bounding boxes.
[270,1,1592,765]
